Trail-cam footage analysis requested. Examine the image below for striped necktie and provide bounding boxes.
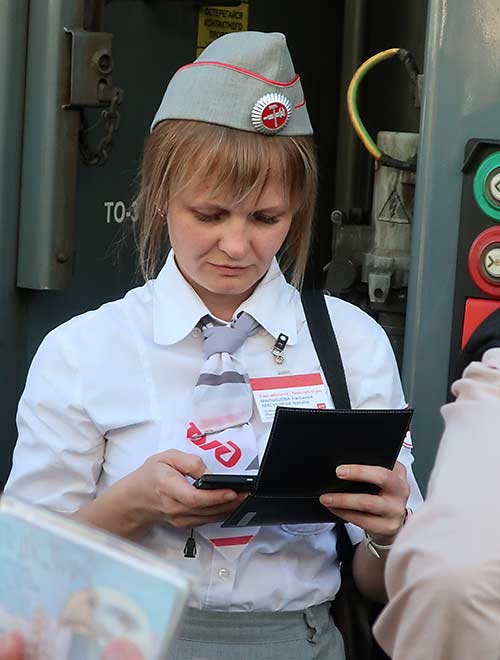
[190,312,259,437]
[185,312,261,560]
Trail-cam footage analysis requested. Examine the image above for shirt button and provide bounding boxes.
[192,328,202,338]
[218,568,230,579]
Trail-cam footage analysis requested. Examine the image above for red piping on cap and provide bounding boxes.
[294,100,306,108]
[177,60,300,87]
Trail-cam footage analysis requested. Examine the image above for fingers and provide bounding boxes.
[167,489,247,519]
[321,495,405,537]
[188,495,247,518]
[322,462,410,539]
[155,449,208,479]
[320,492,387,516]
[327,508,403,537]
[136,449,250,529]
[165,491,247,528]
[154,450,249,511]
[160,468,241,510]
[393,461,407,479]
[335,462,409,497]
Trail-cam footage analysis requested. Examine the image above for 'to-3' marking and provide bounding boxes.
[104,200,138,224]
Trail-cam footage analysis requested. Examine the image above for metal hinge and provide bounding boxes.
[64,28,124,166]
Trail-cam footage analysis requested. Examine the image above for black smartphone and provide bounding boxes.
[194,474,257,492]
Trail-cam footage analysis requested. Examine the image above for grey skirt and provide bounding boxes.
[169,602,346,660]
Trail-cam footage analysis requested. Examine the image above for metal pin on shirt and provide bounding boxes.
[271,333,289,364]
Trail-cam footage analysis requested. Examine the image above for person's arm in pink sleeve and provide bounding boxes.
[374,346,500,660]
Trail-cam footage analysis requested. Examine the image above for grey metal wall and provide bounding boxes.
[403,0,500,488]
[0,1,29,484]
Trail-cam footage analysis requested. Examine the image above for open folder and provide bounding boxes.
[222,406,413,528]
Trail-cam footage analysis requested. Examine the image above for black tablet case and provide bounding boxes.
[222,406,413,527]
[223,290,413,528]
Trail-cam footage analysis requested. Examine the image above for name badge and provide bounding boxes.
[250,373,329,423]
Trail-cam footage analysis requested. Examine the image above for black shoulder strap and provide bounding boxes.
[300,290,351,410]
[301,290,354,562]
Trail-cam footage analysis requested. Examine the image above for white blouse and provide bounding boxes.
[5,252,422,611]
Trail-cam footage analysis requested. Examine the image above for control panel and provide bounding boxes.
[450,140,500,386]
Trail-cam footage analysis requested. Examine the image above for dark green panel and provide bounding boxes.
[16,0,83,290]
[0,1,29,486]
[23,1,199,357]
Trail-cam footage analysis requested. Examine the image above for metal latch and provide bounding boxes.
[64,28,115,108]
[64,28,123,166]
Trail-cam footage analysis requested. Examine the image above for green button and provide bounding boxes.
[474,152,500,221]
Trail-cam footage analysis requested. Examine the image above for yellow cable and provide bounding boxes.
[347,48,402,160]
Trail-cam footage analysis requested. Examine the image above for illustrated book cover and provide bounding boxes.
[0,496,191,660]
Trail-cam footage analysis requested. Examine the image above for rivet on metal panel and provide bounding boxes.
[56,251,69,264]
[93,51,113,75]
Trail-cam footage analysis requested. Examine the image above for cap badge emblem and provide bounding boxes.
[251,93,292,134]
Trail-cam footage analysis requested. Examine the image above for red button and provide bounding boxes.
[468,227,500,297]
[461,297,500,347]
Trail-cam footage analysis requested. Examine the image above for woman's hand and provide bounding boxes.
[74,449,247,538]
[319,461,410,543]
[122,449,247,530]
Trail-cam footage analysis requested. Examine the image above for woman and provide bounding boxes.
[6,31,421,659]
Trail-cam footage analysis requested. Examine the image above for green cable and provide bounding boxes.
[347,48,419,171]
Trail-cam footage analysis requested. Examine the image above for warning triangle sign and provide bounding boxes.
[378,189,411,224]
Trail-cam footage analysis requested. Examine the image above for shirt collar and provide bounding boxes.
[152,251,299,346]
[233,258,299,345]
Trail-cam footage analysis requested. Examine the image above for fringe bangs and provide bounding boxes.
[134,120,317,288]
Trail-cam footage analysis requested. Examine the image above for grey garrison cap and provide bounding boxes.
[151,31,313,136]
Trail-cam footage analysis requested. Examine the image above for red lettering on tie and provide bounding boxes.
[214,441,242,468]
[186,422,242,467]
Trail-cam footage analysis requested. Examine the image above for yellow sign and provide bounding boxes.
[197,2,249,57]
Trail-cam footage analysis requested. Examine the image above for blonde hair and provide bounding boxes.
[134,119,318,288]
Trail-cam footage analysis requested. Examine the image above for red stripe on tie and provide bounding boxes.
[210,535,254,547]
[250,373,323,391]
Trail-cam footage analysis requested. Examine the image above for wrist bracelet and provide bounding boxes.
[364,533,393,559]
[365,507,412,559]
